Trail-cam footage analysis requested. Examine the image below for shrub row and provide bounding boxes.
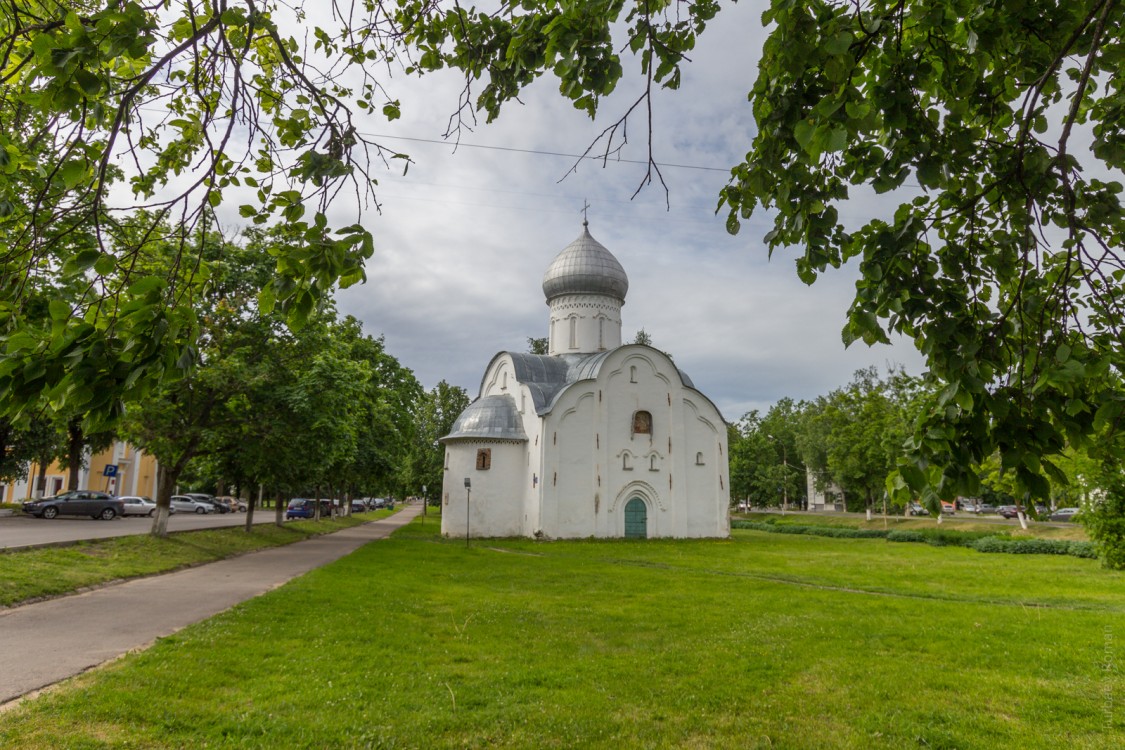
[732,520,1095,560]
[968,536,1098,558]
[731,521,889,539]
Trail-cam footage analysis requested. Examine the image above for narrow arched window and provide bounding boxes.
[622,453,633,470]
[632,410,652,435]
[569,316,578,349]
[476,449,491,470]
[695,451,705,466]
[630,365,637,383]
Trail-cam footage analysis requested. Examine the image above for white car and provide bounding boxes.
[170,495,214,514]
[118,496,175,517]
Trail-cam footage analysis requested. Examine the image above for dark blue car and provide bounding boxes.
[286,499,333,519]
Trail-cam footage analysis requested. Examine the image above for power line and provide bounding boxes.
[362,132,731,173]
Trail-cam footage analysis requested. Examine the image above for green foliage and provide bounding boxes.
[717,0,1125,517]
[1083,472,1125,568]
[970,535,1098,559]
[401,380,471,499]
[729,398,806,508]
[734,518,1098,560]
[797,367,923,511]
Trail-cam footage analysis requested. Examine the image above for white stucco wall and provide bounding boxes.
[441,440,527,538]
[443,345,729,540]
[547,293,623,355]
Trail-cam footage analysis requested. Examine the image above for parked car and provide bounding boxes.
[184,492,227,513]
[118,496,174,517]
[170,495,214,514]
[1049,507,1081,522]
[908,502,929,516]
[968,503,997,514]
[350,499,367,513]
[207,496,236,513]
[940,501,956,515]
[22,491,124,520]
[286,498,334,519]
[213,496,246,512]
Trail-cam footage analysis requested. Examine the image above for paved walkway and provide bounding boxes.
[0,504,422,706]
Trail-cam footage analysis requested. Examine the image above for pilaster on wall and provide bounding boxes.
[547,293,623,355]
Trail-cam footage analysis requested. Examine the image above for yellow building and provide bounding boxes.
[1,441,161,503]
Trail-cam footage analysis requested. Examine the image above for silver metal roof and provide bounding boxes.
[475,348,697,418]
[542,223,629,303]
[441,394,528,442]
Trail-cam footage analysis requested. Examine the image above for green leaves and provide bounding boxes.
[719,0,1125,518]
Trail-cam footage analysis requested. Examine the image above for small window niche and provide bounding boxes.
[695,451,705,466]
[632,410,653,436]
[629,365,638,383]
[622,453,633,471]
[476,448,492,471]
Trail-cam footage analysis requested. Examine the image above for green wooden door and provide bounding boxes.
[624,497,647,539]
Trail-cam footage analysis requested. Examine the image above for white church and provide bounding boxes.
[439,222,730,539]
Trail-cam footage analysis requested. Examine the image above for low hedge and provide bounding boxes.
[733,519,1095,560]
[731,521,889,540]
[968,535,1098,559]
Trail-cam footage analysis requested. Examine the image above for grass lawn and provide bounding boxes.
[0,512,390,607]
[1,517,1121,748]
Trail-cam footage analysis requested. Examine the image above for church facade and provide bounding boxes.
[439,224,730,539]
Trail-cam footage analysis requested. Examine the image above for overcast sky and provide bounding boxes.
[252,2,927,422]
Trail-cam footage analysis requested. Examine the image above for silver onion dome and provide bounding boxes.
[441,395,528,442]
[542,223,629,303]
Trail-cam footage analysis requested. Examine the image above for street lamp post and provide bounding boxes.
[422,484,427,521]
[463,477,471,546]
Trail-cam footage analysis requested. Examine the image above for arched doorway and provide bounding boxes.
[624,497,647,539]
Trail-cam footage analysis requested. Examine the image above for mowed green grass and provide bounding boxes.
[0,513,383,607]
[2,519,1122,749]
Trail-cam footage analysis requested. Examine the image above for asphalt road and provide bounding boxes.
[0,507,293,550]
[0,504,423,706]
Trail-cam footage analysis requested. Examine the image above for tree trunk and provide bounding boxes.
[1017,510,1029,530]
[244,492,256,532]
[274,491,284,527]
[34,460,48,499]
[66,418,83,491]
[150,464,176,538]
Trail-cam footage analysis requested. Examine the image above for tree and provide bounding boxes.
[404,381,470,505]
[527,337,548,355]
[729,401,807,511]
[716,1,1125,546]
[6,1,1125,563]
[798,368,920,518]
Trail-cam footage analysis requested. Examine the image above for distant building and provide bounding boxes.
[806,469,844,512]
[1,441,160,503]
[440,223,730,539]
